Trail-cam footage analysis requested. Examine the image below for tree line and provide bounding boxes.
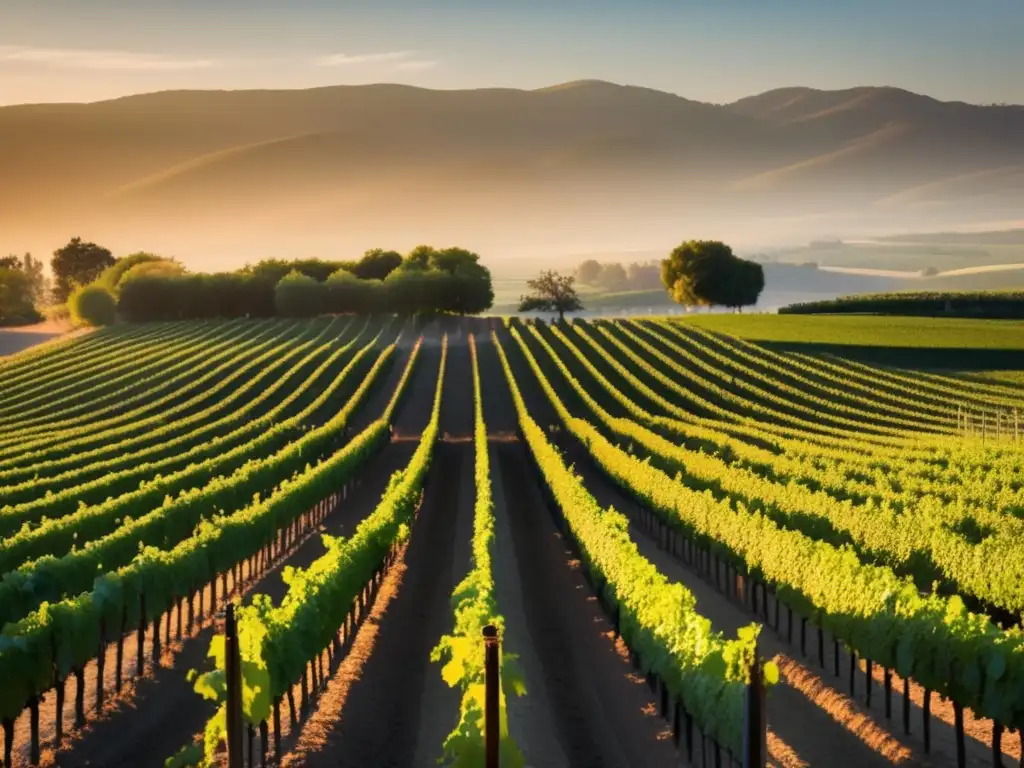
[60,244,494,325]
[3,235,764,328]
[574,259,663,291]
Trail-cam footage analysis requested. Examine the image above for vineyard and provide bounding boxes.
[0,315,1023,768]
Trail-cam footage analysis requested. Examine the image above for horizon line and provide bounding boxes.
[2,78,1022,110]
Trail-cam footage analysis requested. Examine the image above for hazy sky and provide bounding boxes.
[1,0,1022,106]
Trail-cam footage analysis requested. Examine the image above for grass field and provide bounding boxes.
[672,314,1024,370]
[1,314,1022,768]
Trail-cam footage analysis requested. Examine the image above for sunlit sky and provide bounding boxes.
[1,0,1022,106]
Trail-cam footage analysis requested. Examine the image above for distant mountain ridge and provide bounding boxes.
[2,80,1023,264]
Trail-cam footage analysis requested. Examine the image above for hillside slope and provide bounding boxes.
[3,80,1023,261]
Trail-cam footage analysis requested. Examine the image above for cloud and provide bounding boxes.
[313,50,415,67]
[0,45,217,71]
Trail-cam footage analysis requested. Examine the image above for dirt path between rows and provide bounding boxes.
[293,342,475,767]
[478,334,680,768]
[477,335,569,768]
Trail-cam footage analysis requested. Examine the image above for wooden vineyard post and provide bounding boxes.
[483,625,500,768]
[137,592,146,678]
[742,643,766,768]
[225,603,244,768]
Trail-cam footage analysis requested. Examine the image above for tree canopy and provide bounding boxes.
[352,249,402,280]
[573,258,661,291]
[519,270,584,320]
[575,259,603,285]
[597,262,627,289]
[274,270,327,317]
[0,268,41,326]
[96,253,175,291]
[51,238,115,303]
[660,240,764,311]
[115,246,493,321]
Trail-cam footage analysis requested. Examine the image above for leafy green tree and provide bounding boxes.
[429,246,478,275]
[69,284,118,326]
[0,268,42,326]
[430,247,493,314]
[1,253,48,305]
[519,270,583,320]
[576,259,603,285]
[661,240,764,311]
[384,268,447,315]
[51,237,115,302]
[326,269,381,313]
[403,244,436,271]
[353,249,402,280]
[241,258,351,285]
[274,271,328,317]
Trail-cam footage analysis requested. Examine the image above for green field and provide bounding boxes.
[667,314,1024,370]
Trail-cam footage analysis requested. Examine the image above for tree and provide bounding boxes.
[326,269,381,313]
[0,268,42,326]
[69,284,118,326]
[576,259,603,285]
[626,261,661,290]
[403,245,435,271]
[597,262,628,290]
[51,238,115,302]
[430,246,478,275]
[661,240,764,312]
[274,271,328,317]
[21,254,48,305]
[240,258,351,285]
[518,270,583,321]
[353,249,402,280]
[1,253,48,305]
[429,247,493,314]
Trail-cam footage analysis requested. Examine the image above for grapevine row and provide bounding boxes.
[512,325,1024,731]
[522,323,1024,619]
[0,320,362,508]
[494,329,765,754]
[0,337,389,627]
[432,334,523,766]
[0,337,422,725]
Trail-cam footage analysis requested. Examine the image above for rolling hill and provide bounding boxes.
[2,80,1023,266]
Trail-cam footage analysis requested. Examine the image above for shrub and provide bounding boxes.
[274,271,328,317]
[69,283,118,326]
[326,269,380,314]
[96,253,164,291]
